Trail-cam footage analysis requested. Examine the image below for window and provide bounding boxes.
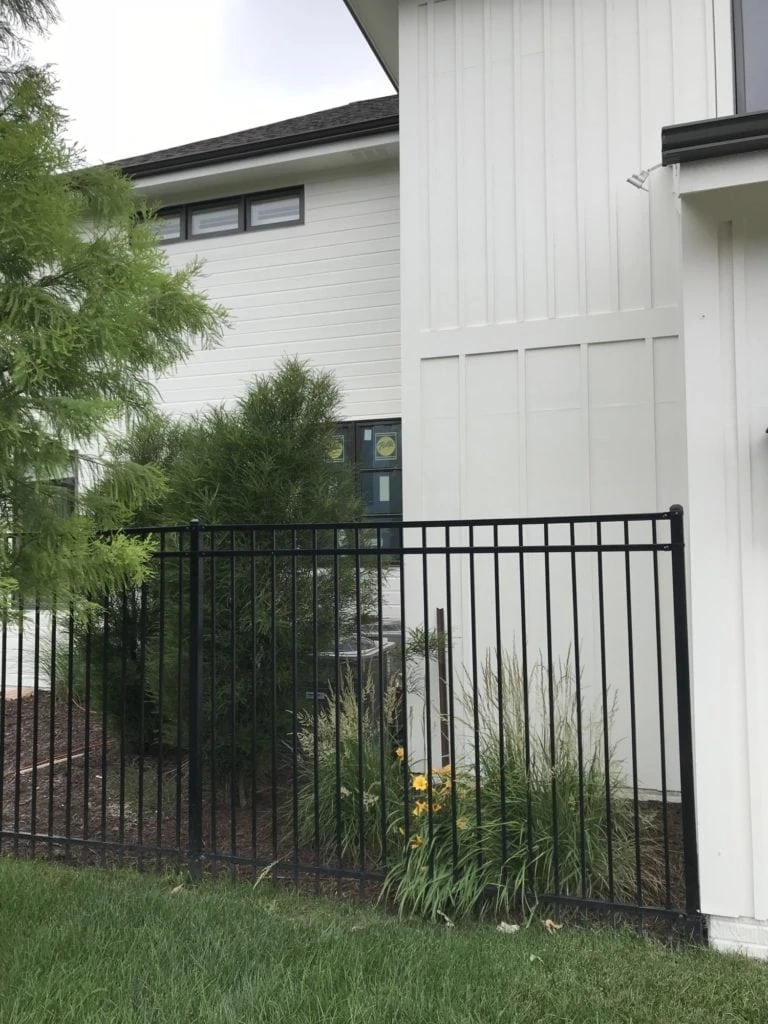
[734,0,768,113]
[151,186,304,244]
[329,420,402,547]
[151,210,183,242]
[189,202,241,238]
[249,191,302,230]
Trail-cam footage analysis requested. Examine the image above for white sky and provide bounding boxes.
[29,0,394,164]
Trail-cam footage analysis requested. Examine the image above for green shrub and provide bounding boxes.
[69,359,380,792]
[297,647,646,921]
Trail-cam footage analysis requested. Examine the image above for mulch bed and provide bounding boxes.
[1,694,693,930]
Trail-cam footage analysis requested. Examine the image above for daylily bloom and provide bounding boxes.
[409,834,423,849]
[411,774,428,791]
[394,746,405,761]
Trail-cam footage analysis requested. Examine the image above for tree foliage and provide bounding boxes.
[0,0,227,608]
[75,359,373,791]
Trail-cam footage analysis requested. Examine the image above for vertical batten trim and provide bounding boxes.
[421,1,433,333]
[512,0,525,322]
[454,0,463,327]
[543,0,556,319]
[580,341,591,512]
[647,335,659,510]
[637,0,655,310]
[574,0,588,317]
[605,0,620,313]
[518,346,528,516]
[483,0,494,326]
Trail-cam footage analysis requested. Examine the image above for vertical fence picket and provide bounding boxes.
[188,519,204,881]
[669,506,701,922]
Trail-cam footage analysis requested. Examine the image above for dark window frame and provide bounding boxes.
[734,0,748,114]
[152,207,185,242]
[732,0,768,115]
[152,185,304,245]
[187,197,244,240]
[247,186,305,233]
[331,418,403,531]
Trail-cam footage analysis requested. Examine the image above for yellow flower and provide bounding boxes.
[411,775,428,792]
[398,826,405,836]
[439,776,452,791]
[456,817,468,831]
[409,834,423,850]
[434,764,452,775]
[432,802,442,814]
[412,800,429,818]
[394,746,405,761]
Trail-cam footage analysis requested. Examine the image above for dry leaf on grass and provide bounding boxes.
[542,919,563,934]
[496,922,520,934]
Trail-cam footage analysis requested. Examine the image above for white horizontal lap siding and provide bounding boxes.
[154,161,400,421]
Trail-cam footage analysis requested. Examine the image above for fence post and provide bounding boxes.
[188,518,204,881]
[669,505,701,921]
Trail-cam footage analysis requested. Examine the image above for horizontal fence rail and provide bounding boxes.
[0,508,701,934]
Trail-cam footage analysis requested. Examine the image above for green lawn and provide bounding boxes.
[0,859,765,1023]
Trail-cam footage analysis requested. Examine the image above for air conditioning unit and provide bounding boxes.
[304,633,396,714]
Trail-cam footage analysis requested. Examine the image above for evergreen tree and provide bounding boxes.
[83,359,371,791]
[0,0,227,609]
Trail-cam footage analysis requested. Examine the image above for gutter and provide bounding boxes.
[662,111,768,166]
[116,116,399,180]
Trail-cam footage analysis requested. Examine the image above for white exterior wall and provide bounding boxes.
[396,0,768,953]
[398,0,717,523]
[397,0,717,795]
[680,180,768,953]
[153,159,401,421]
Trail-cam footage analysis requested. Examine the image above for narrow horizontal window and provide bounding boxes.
[189,203,241,238]
[248,191,302,230]
[152,187,303,245]
[150,211,183,242]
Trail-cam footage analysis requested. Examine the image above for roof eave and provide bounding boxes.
[342,0,398,87]
[117,115,399,180]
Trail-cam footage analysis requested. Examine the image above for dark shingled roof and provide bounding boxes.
[111,95,398,179]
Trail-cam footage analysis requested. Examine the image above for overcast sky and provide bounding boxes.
[29,0,393,164]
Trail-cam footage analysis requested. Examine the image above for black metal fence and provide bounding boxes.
[0,508,700,931]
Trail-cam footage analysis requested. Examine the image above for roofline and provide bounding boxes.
[116,113,399,180]
[341,0,398,90]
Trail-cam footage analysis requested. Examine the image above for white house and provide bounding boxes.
[342,0,768,959]
[102,0,768,956]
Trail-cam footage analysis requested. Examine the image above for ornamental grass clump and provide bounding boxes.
[297,645,648,921]
[382,653,644,921]
[472,652,639,902]
[296,672,405,865]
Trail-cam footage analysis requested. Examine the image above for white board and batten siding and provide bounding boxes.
[397,0,717,793]
[679,182,768,945]
[154,159,401,422]
[398,0,717,514]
